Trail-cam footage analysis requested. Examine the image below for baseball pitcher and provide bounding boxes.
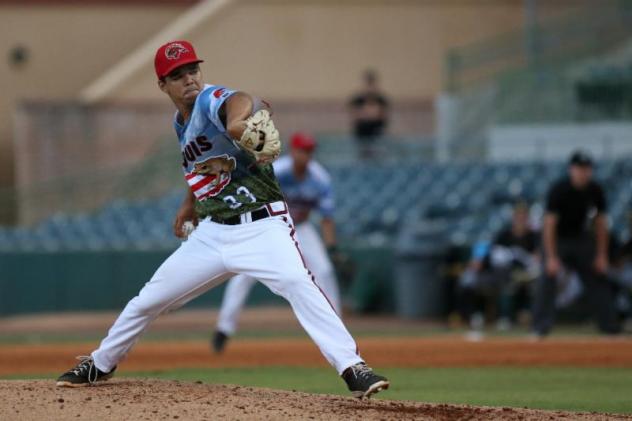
[55,40,388,399]
[213,132,342,352]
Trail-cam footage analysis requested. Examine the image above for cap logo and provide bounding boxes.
[165,43,189,60]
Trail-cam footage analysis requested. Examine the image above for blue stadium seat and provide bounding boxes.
[3,158,631,251]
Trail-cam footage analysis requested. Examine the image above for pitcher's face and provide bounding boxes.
[158,63,203,106]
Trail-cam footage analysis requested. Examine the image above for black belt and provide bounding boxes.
[213,207,271,225]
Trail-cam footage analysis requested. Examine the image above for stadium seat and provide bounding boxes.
[2,158,631,251]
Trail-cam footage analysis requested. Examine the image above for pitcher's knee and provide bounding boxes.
[277,271,317,293]
[314,269,336,285]
[126,295,168,317]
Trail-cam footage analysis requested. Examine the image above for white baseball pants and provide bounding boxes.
[91,209,362,375]
[216,222,340,336]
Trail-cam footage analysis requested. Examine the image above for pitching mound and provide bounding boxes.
[1,379,630,421]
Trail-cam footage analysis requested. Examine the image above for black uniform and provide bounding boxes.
[458,226,538,324]
[532,177,620,334]
[495,227,538,255]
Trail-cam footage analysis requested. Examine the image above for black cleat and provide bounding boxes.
[56,356,116,388]
[212,331,229,354]
[342,362,389,399]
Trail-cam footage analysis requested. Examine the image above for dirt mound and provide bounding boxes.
[1,379,629,421]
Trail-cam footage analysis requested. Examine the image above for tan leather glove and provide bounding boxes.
[237,110,281,164]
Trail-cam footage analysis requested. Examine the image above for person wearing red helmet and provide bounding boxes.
[55,41,388,399]
[213,132,344,352]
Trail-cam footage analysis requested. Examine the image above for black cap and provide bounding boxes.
[569,150,593,167]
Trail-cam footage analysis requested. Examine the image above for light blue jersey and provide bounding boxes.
[173,84,283,220]
[273,155,334,224]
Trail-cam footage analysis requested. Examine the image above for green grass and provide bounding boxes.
[146,367,632,414]
[5,367,632,413]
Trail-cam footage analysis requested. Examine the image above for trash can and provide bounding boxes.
[394,219,450,318]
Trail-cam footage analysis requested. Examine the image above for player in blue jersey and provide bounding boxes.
[212,132,342,352]
[55,40,388,399]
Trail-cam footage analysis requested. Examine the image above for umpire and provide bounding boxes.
[532,151,621,336]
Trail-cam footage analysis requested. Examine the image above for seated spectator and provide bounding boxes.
[457,240,493,339]
[457,202,540,338]
[348,69,389,159]
[489,202,540,329]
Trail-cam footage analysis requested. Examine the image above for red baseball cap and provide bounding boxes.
[290,132,317,152]
[154,40,204,79]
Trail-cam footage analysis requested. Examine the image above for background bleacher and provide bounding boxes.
[1,156,630,254]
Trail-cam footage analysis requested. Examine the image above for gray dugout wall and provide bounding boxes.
[0,246,397,316]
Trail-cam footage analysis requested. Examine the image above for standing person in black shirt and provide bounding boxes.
[533,151,621,336]
[348,69,389,159]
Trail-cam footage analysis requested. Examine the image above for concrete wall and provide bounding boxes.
[489,123,632,162]
[0,4,187,197]
[111,0,535,102]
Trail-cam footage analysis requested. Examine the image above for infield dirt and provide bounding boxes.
[1,379,631,421]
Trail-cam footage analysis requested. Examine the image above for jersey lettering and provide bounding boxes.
[196,136,213,152]
[181,136,215,168]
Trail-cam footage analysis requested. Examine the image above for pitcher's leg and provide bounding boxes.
[297,223,341,313]
[233,217,362,374]
[259,271,361,374]
[92,234,230,372]
[216,274,258,335]
[310,263,341,315]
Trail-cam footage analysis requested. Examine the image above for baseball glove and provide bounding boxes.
[237,110,281,164]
